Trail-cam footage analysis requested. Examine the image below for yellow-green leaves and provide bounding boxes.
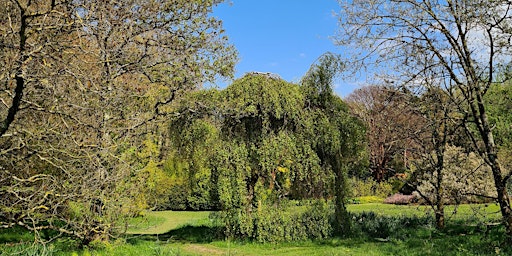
[223,74,304,130]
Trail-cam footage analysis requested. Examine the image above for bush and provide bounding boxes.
[351,211,432,239]
[355,196,384,204]
[349,177,393,198]
[162,182,189,210]
[415,145,496,204]
[384,193,418,205]
[217,200,333,243]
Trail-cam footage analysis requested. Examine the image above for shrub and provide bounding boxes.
[162,182,189,210]
[351,211,433,239]
[415,145,497,204]
[217,200,333,243]
[349,177,393,198]
[356,196,384,204]
[384,193,417,205]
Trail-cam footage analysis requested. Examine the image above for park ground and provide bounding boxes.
[0,203,508,255]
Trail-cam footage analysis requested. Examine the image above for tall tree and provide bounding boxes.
[346,85,424,182]
[220,73,307,209]
[409,86,458,229]
[337,0,512,240]
[301,53,366,235]
[0,0,236,244]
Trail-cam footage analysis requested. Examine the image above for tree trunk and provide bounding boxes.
[0,9,27,137]
[0,76,24,136]
[435,200,445,229]
[475,94,512,241]
[434,139,445,229]
[491,163,512,240]
[334,158,350,235]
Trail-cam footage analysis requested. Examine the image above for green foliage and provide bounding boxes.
[349,177,393,199]
[133,160,174,210]
[222,74,304,134]
[116,135,175,214]
[300,53,367,235]
[166,112,223,210]
[351,211,433,239]
[214,141,252,210]
[485,81,512,176]
[165,56,365,240]
[216,200,333,243]
[485,81,512,148]
[353,196,385,204]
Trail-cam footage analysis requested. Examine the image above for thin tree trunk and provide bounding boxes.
[434,165,445,229]
[490,162,512,240]
[434,131,445,229]
[0,76,24,136]
[435,198,445,229]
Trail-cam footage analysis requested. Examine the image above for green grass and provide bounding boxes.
[101,204,506,255]
[127,210,212,234]
[348,203,502,222]
[1,204,508,255]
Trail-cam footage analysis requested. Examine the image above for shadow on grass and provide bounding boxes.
[130,225,224,244]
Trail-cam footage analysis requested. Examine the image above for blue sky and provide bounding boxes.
[213,1,360,97]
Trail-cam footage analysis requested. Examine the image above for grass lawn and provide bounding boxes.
[126,203,503,235]
[126,210,212,235]
[111,203,504,256]
[1,203,507,255]
[347,203,502,222]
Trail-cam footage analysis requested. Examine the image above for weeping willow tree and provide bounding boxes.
[301,53,367,235]
[169,54,366,241]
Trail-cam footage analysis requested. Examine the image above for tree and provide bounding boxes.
[346,85,424,182]
[219,73,308,209]
[301,53,366,235]
[0,0,236,244]
[337,0,512,239]
[415,145,496,205]
[175,73,334,241]
[169,66,364,241]
[408,86,461,229]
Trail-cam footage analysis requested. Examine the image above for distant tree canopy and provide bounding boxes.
[346,85,424,182]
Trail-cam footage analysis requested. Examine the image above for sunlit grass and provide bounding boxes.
[2,204,507,255]
[126,210,212,235]
[347,203,502,222]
